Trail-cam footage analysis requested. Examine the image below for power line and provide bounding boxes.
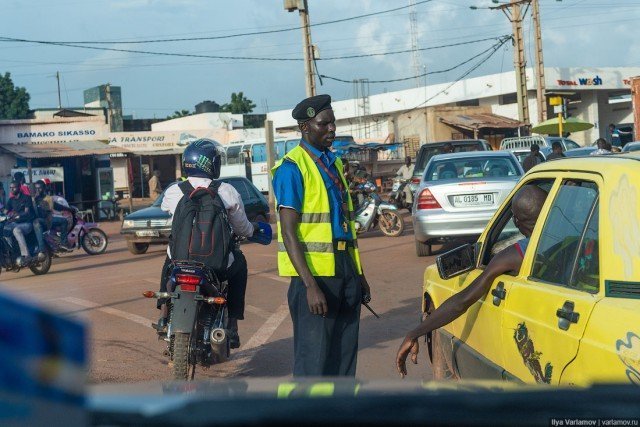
[319,36,511,84]
[3,0,434,45]
[321,35,507,60]
[0,34,506,63]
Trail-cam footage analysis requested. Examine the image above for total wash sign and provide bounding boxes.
[556,75,603,86]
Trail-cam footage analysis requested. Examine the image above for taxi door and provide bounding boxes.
[499,176,602,384]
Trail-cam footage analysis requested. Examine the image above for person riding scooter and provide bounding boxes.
[156,139,259,349]
[3,180,37,266]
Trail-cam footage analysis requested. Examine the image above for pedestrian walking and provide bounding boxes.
[148,170,162,201]
[271,94,372,377]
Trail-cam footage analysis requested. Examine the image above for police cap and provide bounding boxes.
[292,94,332,122]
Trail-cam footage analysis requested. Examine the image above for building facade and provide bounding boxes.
[268,67,640,148]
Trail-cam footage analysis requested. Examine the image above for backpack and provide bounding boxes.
[169,180,232,275]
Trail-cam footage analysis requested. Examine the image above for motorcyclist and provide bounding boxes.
[3,180,36,266]
[156,139,258,348]
[32,180,52,261]
[41,179,74,249]
[395,156,415,205]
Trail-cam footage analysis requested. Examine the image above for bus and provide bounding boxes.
[219,138,301,193]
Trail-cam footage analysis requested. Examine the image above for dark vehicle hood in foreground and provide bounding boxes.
[89,380,640,426]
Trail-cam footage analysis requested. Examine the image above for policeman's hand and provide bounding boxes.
[396,335,419,378]
[360,275,372,304]
[306,282,328,316]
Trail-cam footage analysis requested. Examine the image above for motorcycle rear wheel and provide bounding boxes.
[81,228,108,255]
[379,210,404,237]
[173,332,193,380]
[29,251,52,275]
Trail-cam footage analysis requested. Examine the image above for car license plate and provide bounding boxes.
[453,193,494,207]
[136,230,159,237]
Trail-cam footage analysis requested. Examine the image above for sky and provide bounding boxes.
[1,0,639,119]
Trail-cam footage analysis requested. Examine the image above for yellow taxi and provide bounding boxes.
[422,153,640,386]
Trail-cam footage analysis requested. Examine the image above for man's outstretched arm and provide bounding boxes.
[396,245,523,377]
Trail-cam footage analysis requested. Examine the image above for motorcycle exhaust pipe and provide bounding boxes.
[210,328,226,344]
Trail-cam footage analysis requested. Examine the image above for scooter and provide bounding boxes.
[143,223,272,381]
[0,216,52,276]
[45,210,108,256]
[388,177,413,212]
[353,181,404,237]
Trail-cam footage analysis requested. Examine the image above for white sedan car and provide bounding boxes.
[412,151,523,256]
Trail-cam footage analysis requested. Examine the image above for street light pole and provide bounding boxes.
[503,0,530,126]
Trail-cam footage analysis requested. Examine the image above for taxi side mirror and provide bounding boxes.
[436,243,477,280]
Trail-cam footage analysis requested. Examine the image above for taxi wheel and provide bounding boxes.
[431,329,458,381]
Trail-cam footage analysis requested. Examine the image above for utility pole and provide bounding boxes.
[56,71,62,109]
[531,0,547,123]
[285,0,316,97]
[475,0,531,126]
[264,120,276,212]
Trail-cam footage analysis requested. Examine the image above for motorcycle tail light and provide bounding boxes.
[176,274,200,292]
[417,188,442,210]
[411,177,421,184]
[205,297,227,305]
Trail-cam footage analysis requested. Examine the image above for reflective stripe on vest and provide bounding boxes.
[271,145,362,277]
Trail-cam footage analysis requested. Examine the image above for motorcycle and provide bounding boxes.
[353,181,404,237]
[388,177,413,212]
[45,210,109,256]
[0,216,52,276]
[143,223,273,381]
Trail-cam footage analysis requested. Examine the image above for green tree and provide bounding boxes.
[220,92,256,114]
[166,109,192,119]
[0,72,30,119]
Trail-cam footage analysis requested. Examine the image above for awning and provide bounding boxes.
[0,141,130,159]
[438,113,523,131]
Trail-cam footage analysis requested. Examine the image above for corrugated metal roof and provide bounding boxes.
[0,141,130,159]
[439,113,522,130]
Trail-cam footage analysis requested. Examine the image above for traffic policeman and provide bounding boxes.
[272,94,371,377]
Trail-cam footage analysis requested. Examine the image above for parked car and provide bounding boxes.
[412,151,523,256]
[121,177,270,255]
[501,135,580,163]
[621,141,640,152]
[411,139,491,187]
[564,146,598,157]
[421,153,640,385]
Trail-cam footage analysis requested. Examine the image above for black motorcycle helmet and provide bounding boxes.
[182,139,223,179]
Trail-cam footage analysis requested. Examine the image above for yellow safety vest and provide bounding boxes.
[271,145,362,277]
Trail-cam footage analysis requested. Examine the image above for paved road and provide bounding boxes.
[0,214,438,383]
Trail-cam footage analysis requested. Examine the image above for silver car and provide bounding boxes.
[412,151,524,256]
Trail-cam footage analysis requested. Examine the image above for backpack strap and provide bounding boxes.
[178,180,195,196]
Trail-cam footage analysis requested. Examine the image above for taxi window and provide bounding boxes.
[481,179,554,266]
[530,181,599,289]
[570,203,599,293]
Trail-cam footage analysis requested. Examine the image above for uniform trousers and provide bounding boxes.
[288,249,362,377]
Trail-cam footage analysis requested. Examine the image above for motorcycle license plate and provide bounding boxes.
[136,230,159,237]
[452,193,494,207]
[392,183,400,191]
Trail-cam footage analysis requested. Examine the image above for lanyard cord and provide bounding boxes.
[300,143,345,194]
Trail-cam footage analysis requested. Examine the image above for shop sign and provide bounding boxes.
[11,167,64,183]
[0,121,109,145]
[108,130,222,152]
[556,75,603,86]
